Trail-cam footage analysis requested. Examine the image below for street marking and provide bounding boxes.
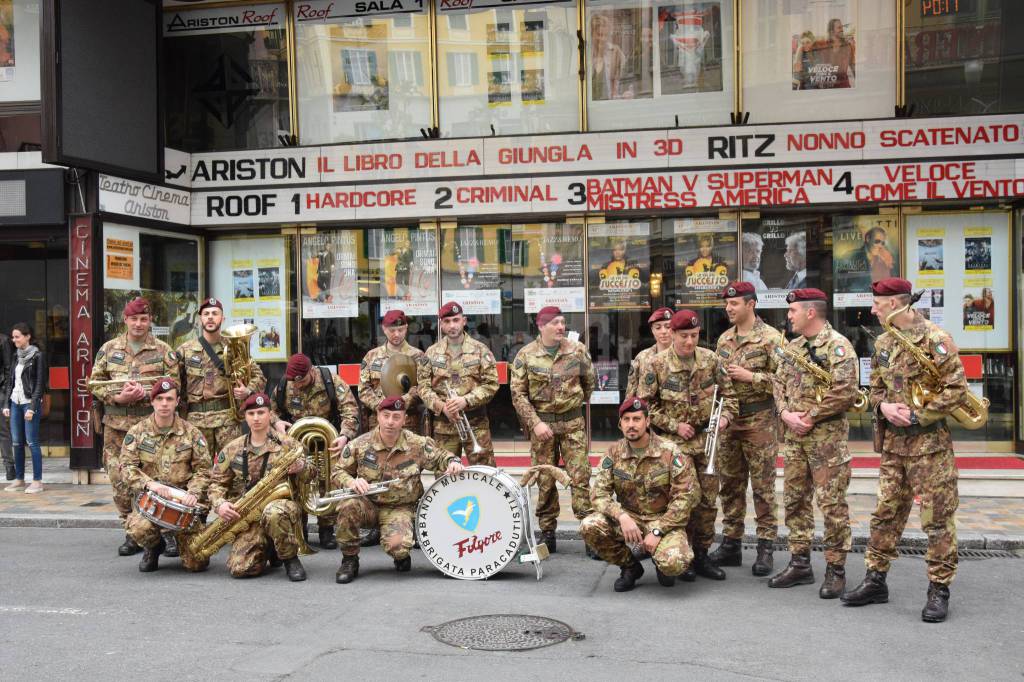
[0,605,89,615]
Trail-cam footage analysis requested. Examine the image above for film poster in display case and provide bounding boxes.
[522,222,584,313]
[301,231,359,319]
[673,217,737,307]
[832,214,900,307]
[588,222,651,311]
[441,226,503,316]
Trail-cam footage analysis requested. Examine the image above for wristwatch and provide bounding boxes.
[651,528,663,538]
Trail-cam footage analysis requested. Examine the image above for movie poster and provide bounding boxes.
[522,222,585,312]
[791,2,856,91]
[832,214,900,307]
[588,222,650,311]
[592,360,621,404]
[962,284,995,331]
[658,1,723,95]
[440,226,503,316]
[371,227,438,317]
[740,217,811,309]
[673,217,736,307]
[301,231,359,319]
[589,6,654,101]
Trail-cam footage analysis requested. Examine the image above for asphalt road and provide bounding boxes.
[1,528,1022,681]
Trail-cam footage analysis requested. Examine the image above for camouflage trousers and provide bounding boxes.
[102,425,134,523]
[780,425,852,565]
[191,417,244,465]
[865,444,959,585]
[226,499,304,578]
[125,511,209,572]
[530,416,593,532]
[433,416,495,467]
[663,431,718,552]
[579,512,693,576]
[335,498,415,560]
[716,410,779,541]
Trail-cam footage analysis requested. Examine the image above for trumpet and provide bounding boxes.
[444,380,485,457]
[314,478,400,507]
[704,386,725,475]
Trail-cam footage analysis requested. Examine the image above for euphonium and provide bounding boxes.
[288,416,339,517]
[881,292,989,430]
[777,343,869,413]
[222,323,258,421]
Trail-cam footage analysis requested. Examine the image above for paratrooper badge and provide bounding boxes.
[601,457,613,469]
[124,434,135,445]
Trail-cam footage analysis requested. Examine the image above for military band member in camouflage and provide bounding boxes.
[636,309,737,581]
[843,278,967,623]
[120,379,210,573]
[580,397,701,592]
[209,393,311,582]
[359,310,425,432]
[333,397,464,584]
[417,302,499,467]
[176,298,266,461]
[624,307,675,398]
[769,288,857,598]
[509,306,596,555]
[709,282,783,576]
[90,297,180,556]
[270,353,359,549]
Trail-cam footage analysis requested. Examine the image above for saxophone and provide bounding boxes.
[776,343,869,413]
[880,292,989,430]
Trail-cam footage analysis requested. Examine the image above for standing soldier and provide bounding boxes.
[417,302,499,467]
[843,278,967,623]
[120,378,210,573]
[709,282,783,576]
[509,306,596,554]
[769,288,857,598]
[89,297,179,556]
[208,393,311,582]
[359,310,424,432]
[270,353,359,549]
[580,397,701,592]
[624,307,675,397]
[636,309,736,581]
[176,298,266,460]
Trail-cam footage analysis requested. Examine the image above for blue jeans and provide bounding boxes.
[10,401,42,481]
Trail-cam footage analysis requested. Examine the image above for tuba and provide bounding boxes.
[288,416,339,517]
[881,292,989,430]
[222,323,258,421]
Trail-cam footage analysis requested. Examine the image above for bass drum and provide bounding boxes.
[416,465,548,580]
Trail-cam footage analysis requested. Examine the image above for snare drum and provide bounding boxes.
[134,488,203,533]
[416,465,548,581]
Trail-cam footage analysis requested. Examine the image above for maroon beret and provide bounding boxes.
[381,309,408,327]
[199,297,223,313]
[648,307,674,324]
[123,297,151,317]
[871,277,913,297]
[722,281,755,299]
[378,396,407,412]
[670,309,700,331]
[618,396,649,417]
[535,306,562,327]
[438,301,463,318]
[786,288,828,303]
[241,392,272,412]
[149,377,178,401]
[285,353,312,380]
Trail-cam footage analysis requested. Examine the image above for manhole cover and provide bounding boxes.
[422,614,582,651]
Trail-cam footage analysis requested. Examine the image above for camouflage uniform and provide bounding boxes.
[89,333,178,524]
[208,431,310,578]
[176,337,266,459]
[509,338,596,531]
[121,414,211,571]
[715,318,783,542]
[580,433,701,575]
[270,370,359,528]
[624,344,665,398]
[332,429,458,559]
[772,322,858,565]
[359,341,425,432]
[865,314,965,585]
[636,346,737,551]
[417,335,499,467]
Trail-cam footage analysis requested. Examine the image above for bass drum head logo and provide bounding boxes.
[418,466,525,580]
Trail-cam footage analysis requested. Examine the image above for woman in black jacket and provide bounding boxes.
[3,323,46,493]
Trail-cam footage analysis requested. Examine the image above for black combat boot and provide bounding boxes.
[394,555,412,572]
[819,564,846,599]
[284,557,307,582]
[680,564,697,582]
[708,537,743,567]
[319,525,338,550]
[752,539,774,576]
[541,530,557,554]
[693,547,727,580]
[162,533,180,558]
[138,538,165,573]
[921,582,950,623]
[655,565,676,587]
[266,542,283,568]
[768,552,814,588]
[336,555,359,584]
[613,562,645,592]
[360,528,381,547]
[118,534,142,556]
[841,570,889,606]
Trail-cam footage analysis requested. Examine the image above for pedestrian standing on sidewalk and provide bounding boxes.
[0,329,14,480]
[3,323,47,493]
